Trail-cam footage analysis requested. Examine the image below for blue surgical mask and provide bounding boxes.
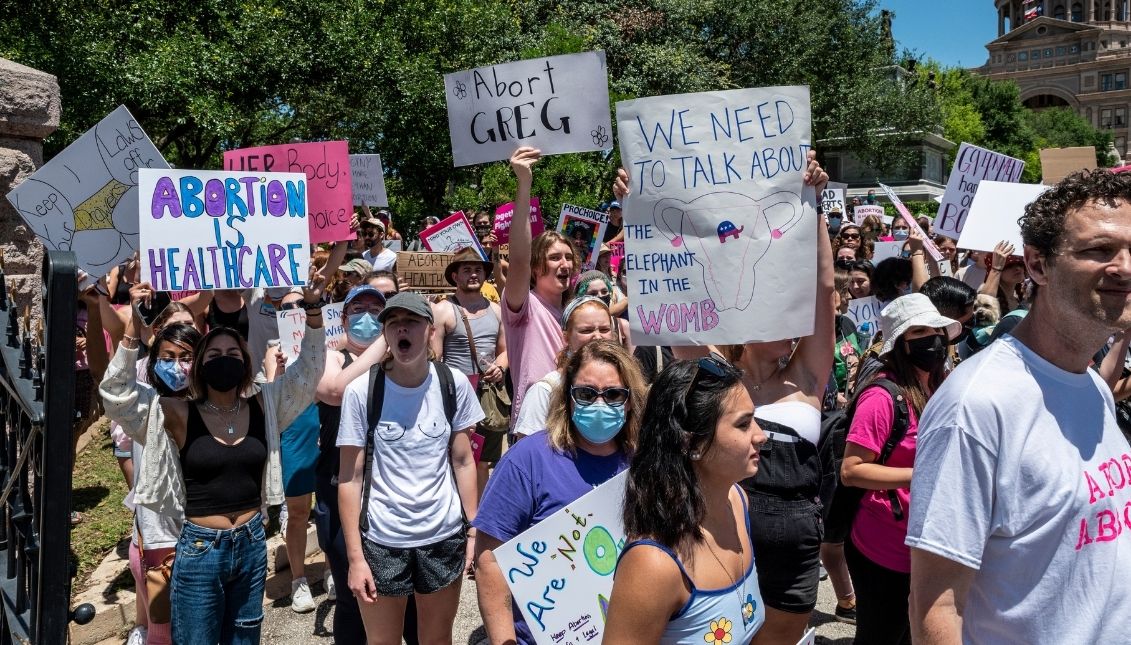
[571,402,626,445]
[154,359,190,392]
[348,312,382,344]
[892,229,909,240]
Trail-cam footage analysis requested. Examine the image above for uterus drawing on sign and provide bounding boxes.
[652,191,803,312]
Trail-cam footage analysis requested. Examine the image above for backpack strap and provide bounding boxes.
[867,378,912,521]
[361,363,387,534]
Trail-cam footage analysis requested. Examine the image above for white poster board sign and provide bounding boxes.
[845,295,883,345]
[935,143,1025,241]
[956,181,1050,254]
[616,86,818,346]
[871,240,904,264]
[821,183,846,214]
[138,169,311,291]
[5,105,170,277]
[444,51,614,166]
[420,211,489,259]
[276,303,346,365]
[558,204,610,269]
[349,154,389,206]
[494,472,628,645]
[852,204,884,224]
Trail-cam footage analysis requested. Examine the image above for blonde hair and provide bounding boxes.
[545,340,647,455]
[556,298,614,369]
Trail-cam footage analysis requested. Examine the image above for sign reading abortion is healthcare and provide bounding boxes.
[138,169,311,291]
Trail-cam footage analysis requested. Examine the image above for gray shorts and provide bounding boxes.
[362,529,466,596]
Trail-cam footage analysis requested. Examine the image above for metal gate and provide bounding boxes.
[0,250,94,643]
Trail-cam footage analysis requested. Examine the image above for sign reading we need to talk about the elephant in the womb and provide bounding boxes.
[616,86,818,346]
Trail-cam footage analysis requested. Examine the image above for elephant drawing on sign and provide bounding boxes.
[651,190,804,312]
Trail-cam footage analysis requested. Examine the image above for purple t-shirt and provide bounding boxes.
[473,433,628,644]
[501,290,564,426]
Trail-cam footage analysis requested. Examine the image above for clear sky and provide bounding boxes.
[879,0,1001,69]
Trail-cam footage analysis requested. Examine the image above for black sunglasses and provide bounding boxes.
[681,352,736,401]
[279,302,303,311]
[840,233,861,240]
[570,386,631,407]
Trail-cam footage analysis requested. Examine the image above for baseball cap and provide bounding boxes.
[609,200,621,210]
[340,258,374,275]
[361,217,386,232]
[377,292,434,324]
[343,285,386,308]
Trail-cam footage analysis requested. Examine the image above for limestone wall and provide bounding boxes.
[0,57,60,321]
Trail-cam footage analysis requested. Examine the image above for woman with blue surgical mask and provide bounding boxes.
[473,340,647,644]
[312,283,388,642]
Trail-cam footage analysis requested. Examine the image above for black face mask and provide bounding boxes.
[905,334,947,372]
[202,355,245,393]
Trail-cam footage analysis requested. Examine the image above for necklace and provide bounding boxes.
[747,364,781,392]
[703,501,754,627]
[203,399,242,436]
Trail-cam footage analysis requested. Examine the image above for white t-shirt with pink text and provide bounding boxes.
[907,335,1131,643]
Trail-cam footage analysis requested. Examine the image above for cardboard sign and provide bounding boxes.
[845,295,883,346]
[444,51,614,166]
[557,204,610,269]
[276,302,346,365]
[348,154,389,207]
[493,197,544,244]
[852,204,884,225]
[5,105,170,277]
[616,86,818,346]
[1040,146,1095,185]
[138,169,311,291]
[878,183,943,263]
[821,182,846,215]
[935,143,1025,240]
[494,472,627,645]
[957,181,1050,254]
[496,243,510,265]
[396,251,457,291]
[421,211,489,259]
[224,140,353,243]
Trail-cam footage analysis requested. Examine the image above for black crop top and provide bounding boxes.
[181,396,268,517]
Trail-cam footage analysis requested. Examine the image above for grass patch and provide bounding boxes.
[70,419,132,589]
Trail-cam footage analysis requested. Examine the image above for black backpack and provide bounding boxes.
[817,378,910,544]
[361,360,458,533]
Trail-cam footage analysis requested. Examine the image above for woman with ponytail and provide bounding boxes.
[473,340,646,644]
[605,355,768,644]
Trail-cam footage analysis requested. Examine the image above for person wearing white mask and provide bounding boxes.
[472,340,647,645]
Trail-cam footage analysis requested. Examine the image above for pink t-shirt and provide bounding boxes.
[847,379,918,573]
[502,290,564,426]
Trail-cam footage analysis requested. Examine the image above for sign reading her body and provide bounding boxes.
[224,140,353,243]
[934,143,1024,240]
[444,51,614,166]
[616,86,819,346]
[5,105,170,277]
[348,154,389,207]
[138,169,311,291]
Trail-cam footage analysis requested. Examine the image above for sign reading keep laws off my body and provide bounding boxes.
[616,86,818,346]
[444,51,614,166]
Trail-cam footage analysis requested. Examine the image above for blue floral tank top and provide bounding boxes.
[617,488,765,644]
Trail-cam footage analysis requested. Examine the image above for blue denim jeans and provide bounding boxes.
[171,514,267,645]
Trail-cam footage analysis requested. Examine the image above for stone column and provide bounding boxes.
[1088,0,1096,22]
[0,58,61,322]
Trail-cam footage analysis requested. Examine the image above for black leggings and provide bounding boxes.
[845,537,911,645]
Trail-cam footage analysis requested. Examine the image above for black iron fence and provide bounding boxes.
[0,250,93,643]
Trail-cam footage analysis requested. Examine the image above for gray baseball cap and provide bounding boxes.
[376,291,434,324]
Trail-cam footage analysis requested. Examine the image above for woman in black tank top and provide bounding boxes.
[150,279,327,645]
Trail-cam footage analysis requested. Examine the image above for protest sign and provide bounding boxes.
[957,181,1050,254]
[5,105,170,277]
[396,251,457,291]
[558,204,610,269]
[276,302,346,365]
[444,51,614,166]
[138,169,311,291]
[421,211,488,259]
[348,154,388,207]
[878,183,943,263]
[607,241,625,275]
[934,143,1025,240]
[821,181,846,214]
[1040,146,1095,185]
[616,86,818,346]
[494,471,627,645]
[496,243,510,265]
[845,295,883,346]
[852,204,884,225]
[872,240,904,264]
[797,627,817,645]
[224,140,353,243]
[493,197,544,244]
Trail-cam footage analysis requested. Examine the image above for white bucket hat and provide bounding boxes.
[879,293,962,356]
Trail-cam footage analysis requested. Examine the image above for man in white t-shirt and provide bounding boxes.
[907,169,1131,643]
[360,216,397,272]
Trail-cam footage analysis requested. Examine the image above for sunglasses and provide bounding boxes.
[570,386,631,407]
[279,302,304,311]
[681,352,736,402]
[840,233,861,240]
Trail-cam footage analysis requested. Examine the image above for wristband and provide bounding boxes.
[991,265,1005,271]
[302,302,323,312]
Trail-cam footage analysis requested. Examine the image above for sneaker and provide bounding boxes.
[126,626,148,645]
[325,572,337,601]
[291,577,316,613]
[835,603,857,625]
